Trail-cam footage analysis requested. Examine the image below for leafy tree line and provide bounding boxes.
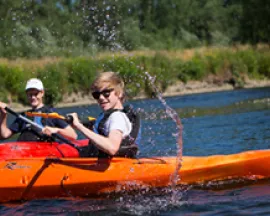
[0,0,269,58]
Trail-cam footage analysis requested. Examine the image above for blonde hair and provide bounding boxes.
[91,72,125,101]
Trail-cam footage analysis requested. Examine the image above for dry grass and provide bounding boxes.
[94,44,268,61]
[0,44,268,68]
[0,57,62,70]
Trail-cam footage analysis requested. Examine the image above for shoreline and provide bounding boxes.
[11,79,270,112]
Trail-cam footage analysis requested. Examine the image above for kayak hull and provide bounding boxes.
[0,149,270,203]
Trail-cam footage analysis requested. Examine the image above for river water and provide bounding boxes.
[1,87,270,215]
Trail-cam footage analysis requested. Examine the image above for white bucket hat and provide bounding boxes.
[25,78,44,91]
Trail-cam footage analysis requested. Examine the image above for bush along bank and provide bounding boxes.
[0,46,270,106]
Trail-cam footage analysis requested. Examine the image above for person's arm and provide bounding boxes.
[42,112,78,140]
[42,125,78,140]
[57,125,78,140]
[75,122,122,155]
[0,102,13,139]
[70,112,125,155]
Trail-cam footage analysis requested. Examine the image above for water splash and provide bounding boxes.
[145,72,183,196]
[115,187,189,215]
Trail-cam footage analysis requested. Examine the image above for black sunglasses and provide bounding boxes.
[92,88,114,100]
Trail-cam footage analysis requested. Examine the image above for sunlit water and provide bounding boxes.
[1,87,270,215]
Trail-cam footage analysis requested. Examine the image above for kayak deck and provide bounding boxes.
[0,149,270,203]
[0,140,89,159]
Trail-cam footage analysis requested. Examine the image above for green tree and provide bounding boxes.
[239,0,270,44]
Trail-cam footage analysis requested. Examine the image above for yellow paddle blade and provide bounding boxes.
[87,116,96,121]
[25,112,65,119]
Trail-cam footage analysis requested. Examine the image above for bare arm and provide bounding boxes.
[0,102,13,140]
[58,125,78,140]
[42,125,78,140]
[75,122,122,155]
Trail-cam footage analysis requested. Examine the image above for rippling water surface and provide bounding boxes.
[1,87,270,215]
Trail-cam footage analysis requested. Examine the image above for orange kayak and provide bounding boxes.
[0,149,270,203]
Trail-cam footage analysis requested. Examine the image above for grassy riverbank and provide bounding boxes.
[1,45,270,111]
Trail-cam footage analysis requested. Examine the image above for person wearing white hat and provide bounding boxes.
[0,78,77,142]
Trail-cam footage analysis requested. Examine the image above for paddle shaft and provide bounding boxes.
[6,107,43,130]
[5,107,79,149]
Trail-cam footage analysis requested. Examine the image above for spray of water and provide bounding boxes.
[144,72,183,192]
